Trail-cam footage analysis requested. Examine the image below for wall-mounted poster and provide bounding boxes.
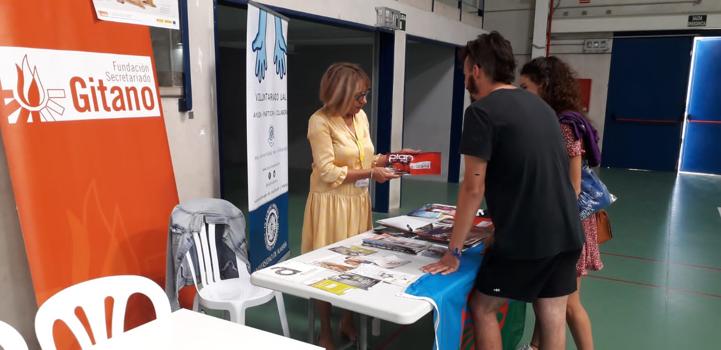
[92,0,180,29]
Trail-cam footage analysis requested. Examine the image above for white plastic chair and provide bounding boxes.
[0,321,28,350]
[34,275,171,350]
[185,222,289,336]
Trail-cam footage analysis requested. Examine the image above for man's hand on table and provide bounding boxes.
[421,251,460,275]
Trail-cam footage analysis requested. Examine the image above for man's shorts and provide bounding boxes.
[475,249,582,302]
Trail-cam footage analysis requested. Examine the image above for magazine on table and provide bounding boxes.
[409,203,487,221]
[352,265,418,287]
[311,254,359,273]
[420,245,447,259]
[309,279,356,295]
[267,261,334,283]
[328,245,378,257]
[407,203,457,219]
[361,234,431,255]
[315,250,411,270]
[372,225,416,238]
[328,273,380,290]
[387,152,442,176]
[413,222,491,248]
[345,253,411,269]
[375,215,435,233]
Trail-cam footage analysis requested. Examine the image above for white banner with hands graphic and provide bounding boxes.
[246,3,289,271]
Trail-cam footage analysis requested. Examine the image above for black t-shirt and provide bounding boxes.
[460,89,584,259]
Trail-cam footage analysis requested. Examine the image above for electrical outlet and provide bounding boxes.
[583,39,611,53]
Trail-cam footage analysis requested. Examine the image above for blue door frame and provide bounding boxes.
[601,36,692,171]
[680,37,721,175]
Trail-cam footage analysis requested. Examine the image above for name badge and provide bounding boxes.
[355,178,370,188]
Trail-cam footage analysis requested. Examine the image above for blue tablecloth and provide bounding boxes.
[404,244,485,350]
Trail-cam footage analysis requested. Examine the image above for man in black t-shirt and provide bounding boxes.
[422,32,584,350]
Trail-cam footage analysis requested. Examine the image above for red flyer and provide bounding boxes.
[388,152,442,175]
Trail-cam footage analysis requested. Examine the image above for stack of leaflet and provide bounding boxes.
[373,203,493,252]
[361,234,430,255]
[375,215,436,233]
[413,221,491,248]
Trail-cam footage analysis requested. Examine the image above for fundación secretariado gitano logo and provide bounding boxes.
[0,47,160,125]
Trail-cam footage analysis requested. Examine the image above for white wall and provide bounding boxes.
[482,0,534,86]
[483,0,612,147]
[552,0,721,33]
[483,0,533,56]
[162,0,221,202]
[552,49,613,145]
[403,41,455,182]
[253,0,484,46]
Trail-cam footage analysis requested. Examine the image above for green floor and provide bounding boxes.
[239,169,721,349]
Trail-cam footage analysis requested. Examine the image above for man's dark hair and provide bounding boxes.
[460,31,516,84]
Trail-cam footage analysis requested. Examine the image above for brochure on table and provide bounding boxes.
[261,244,424,297]
[257,203,494,298]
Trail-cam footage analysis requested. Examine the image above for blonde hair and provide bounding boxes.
[319,63,370,117]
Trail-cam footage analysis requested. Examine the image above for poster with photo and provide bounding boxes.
[92,0,180,29]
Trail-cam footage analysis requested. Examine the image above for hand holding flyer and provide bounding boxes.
[387,152,442,176]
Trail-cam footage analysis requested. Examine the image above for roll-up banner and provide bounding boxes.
[246,3,290,271]
[0,0,178,347]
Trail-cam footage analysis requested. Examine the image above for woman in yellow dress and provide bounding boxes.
[302,63,405,349]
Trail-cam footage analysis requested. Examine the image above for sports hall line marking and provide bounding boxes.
[601,251,721,273]
[587,275,721,300]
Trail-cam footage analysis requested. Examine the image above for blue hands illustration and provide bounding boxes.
[273,16,287,79]
[251,9,287,82]
[251,10,268,82]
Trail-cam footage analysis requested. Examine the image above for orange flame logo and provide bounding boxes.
[0,55,65,124]
[14,56,47,111]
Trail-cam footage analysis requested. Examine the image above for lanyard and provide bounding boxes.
[344,116,365,165]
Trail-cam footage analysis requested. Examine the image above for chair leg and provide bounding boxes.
[372,317,381,336]
[229,305,246,325]
[274,292,290,337]
[193,295,200,312]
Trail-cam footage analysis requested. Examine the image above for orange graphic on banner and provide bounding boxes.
[0,0,179,348]
[0,56,66,124]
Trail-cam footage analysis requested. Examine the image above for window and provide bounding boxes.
[150,27,184,97]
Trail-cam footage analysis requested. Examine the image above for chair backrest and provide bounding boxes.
[34,275,171,350]
[185,222,251,295]
[0,321,28,350]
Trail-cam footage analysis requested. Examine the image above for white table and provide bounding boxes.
[92,308,322,349]
[251,232,435,350]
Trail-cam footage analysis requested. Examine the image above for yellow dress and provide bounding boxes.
[301,108,378,253]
